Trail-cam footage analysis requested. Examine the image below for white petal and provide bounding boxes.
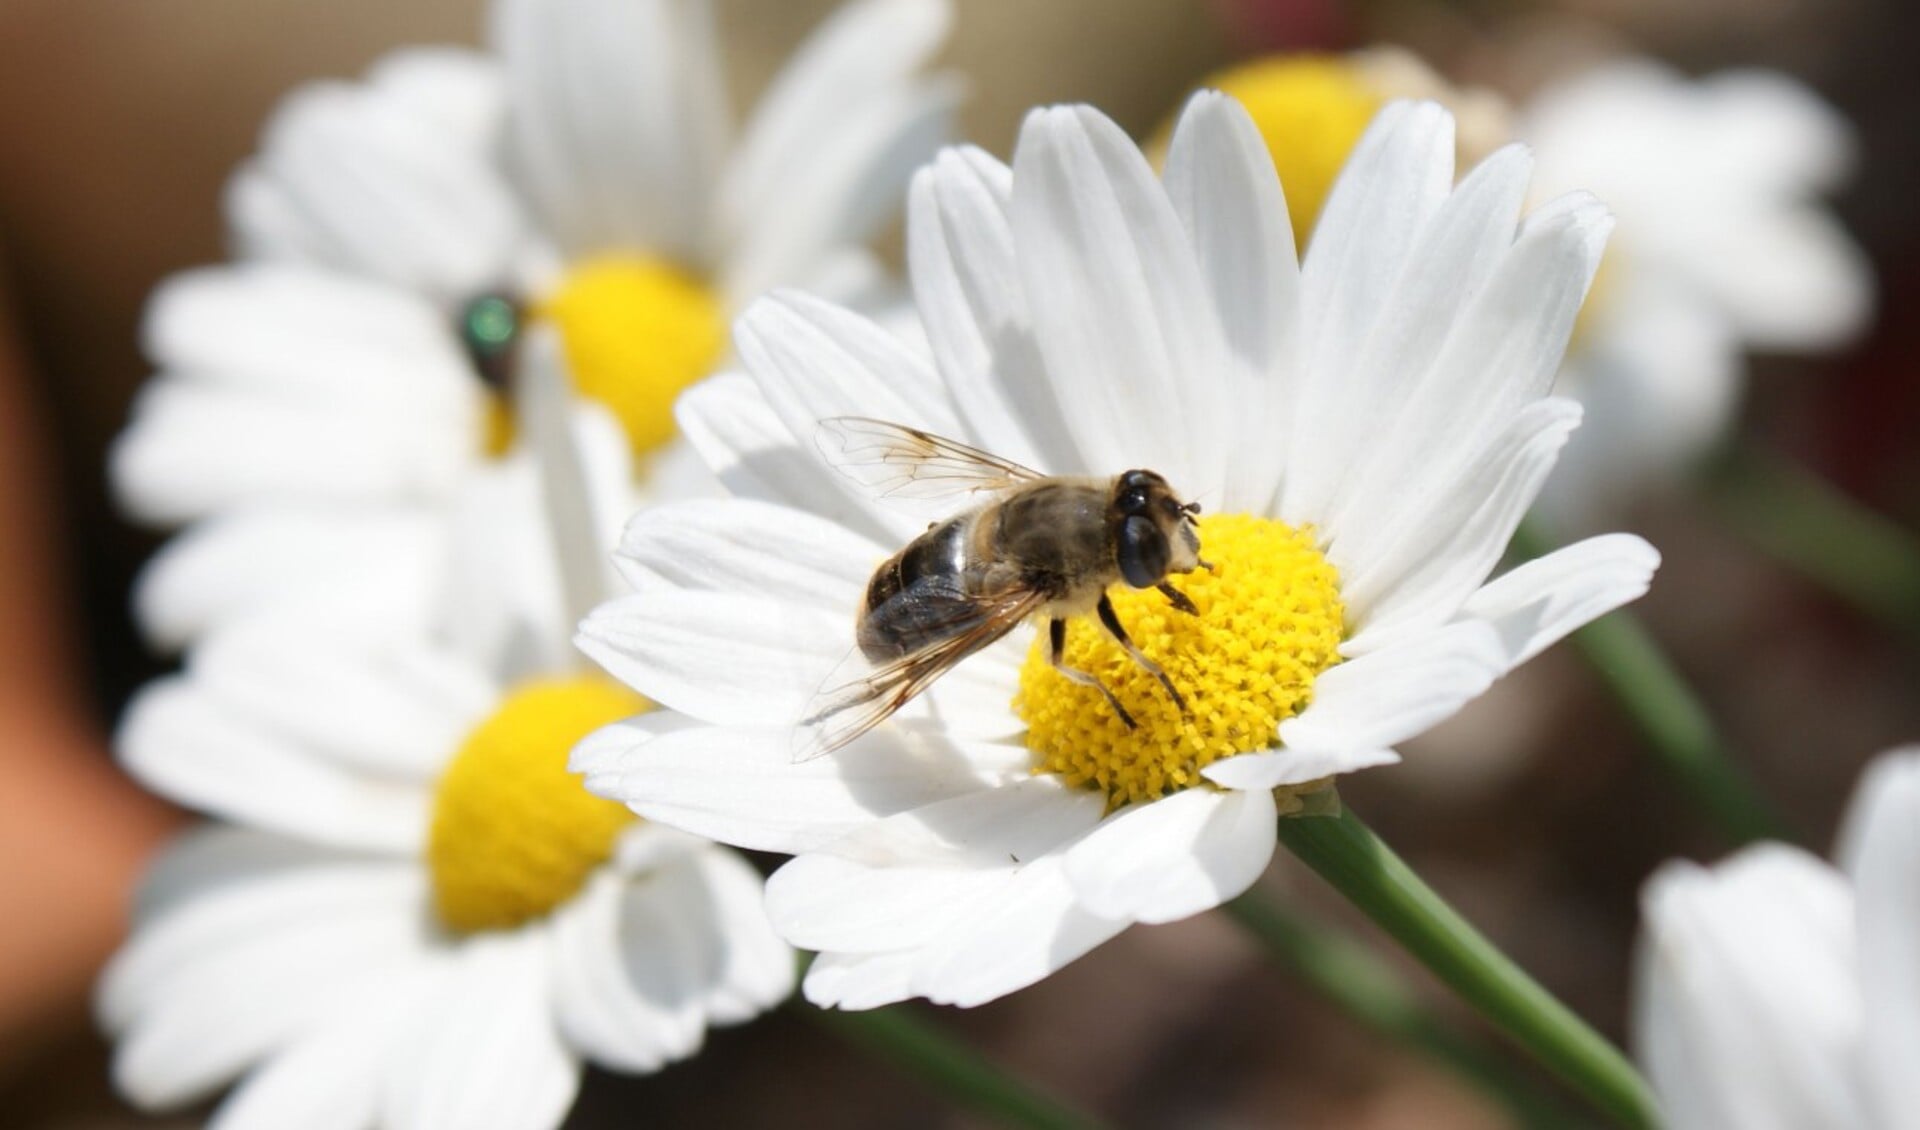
[1279,622,1506,756]
[1010,104,1229,499]
[577,723,1029,855]
[911,851,1129,1008]
[546,870,705,1074]
[187,619,491,780]
[1063,787,1276,924]
[685,847,797,1024]
[1688,206,1872,351]
[228,53,522,301]
[723,75,957,306]
[131,506,444,651]
[119,679,432,852]
[1339,398,1583,644]
[720,0,951,270]
[1283,100,1454,523]
[675,372,899,545]
[1835,747,1920,1128]
[612,496,875,609]
[493,0,728,262]
[802,950,919,1011]
[108,866,429,1110]
[1632,846,1866,1130]
[577,591,843,726]
[765,777,1104,953]
[1202,747,1402,790]
[907,146,1074,471]
[385,934,580,1130]
[1162,91,1300,513]
[1457,534,1660,668]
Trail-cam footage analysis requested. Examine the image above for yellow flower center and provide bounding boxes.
[1198,56,1384,250]
[1014,514,1345,807]
[536,255,726,459]
[427,677,647,934]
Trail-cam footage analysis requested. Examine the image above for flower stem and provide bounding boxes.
[803,1001,1109,1130]
[1223,893,1579,1129]
[1707,440,1920,640]
[1274,806,1659,1130]
[1512,523,1790,845]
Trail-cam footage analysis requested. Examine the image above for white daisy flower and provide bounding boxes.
[1634,746,1920,1129]
[572,94,1660,1009]
[100,351,794,1129]
[1521,59,1874,526]
[111,0,956,649]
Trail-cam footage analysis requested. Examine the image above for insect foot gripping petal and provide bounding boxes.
[1014,514,1346,808]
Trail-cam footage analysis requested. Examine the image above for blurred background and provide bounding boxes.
[0,0,1915,1125]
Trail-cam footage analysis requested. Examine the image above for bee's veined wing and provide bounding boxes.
[814,417,1045,503]
[792,581,1043,762]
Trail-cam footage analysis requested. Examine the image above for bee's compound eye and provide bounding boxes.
[1121,489,1150,515]
[1118,514,1172,588]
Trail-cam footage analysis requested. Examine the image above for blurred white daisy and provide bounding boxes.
[572,95,1659,1009]
[1635,746,1920,1130]
[112,0,956,649]
[1522,59,1874,527]
[99,349,793,1129]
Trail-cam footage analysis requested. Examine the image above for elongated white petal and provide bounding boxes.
[1279,622,1506,756]
[547,870,705,1074]
[1063,787,1276,924]
[720,0,951,260]
[494,0,728,263]
[577,591,843,726]
[765,777,1104,952]
[578,723,1030,855]
[1010,105,1229,501]
[1836,748,1920,1128]
[685,847,797,1023]
[120,679,432,853]
[1458,534,1659,667]
[613,497,875,609]
[1633,847,1866,1130]
[1202,747,1401,791]
[1283,100,1454,524]
[907,146,1077,471]
[132,507,443,651]
[803,950,920,1011]
[1163,91,1300,513]
[227,50,522,301]
[675,373,901,546]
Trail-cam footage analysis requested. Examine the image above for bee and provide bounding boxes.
[797,417,1209,759]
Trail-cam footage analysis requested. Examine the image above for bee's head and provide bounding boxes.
[1111,469,1203,589]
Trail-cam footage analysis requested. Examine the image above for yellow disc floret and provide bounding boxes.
[1199,57,1384,250]
[537,254,725,459]
[428,677,647,934]
[1014,514,1345,807]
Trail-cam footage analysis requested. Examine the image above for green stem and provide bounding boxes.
[1707,441,1920,639]
[1224,893,1580,1129]
[1275,806,1659,1130]
[802,1001,1109,1130]
[1513,523,1790,845]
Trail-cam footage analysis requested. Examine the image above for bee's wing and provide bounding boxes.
[793,582,1043,762]
[815,417,1045,503]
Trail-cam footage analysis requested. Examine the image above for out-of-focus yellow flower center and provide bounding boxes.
[428,677,647,933]
[536,255,725,459]
[1014,514,1345,807]
[1199,56,1384,250]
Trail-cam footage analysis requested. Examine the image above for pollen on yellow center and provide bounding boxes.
[1199,56,1384,250]
[536,254,725,459]
[1013,514,1345,807]
[427,677,647,934]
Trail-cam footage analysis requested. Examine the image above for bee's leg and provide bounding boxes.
[1156,581,1198,616]
[1096,596,1189,716]
[1049,618,1136,729]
